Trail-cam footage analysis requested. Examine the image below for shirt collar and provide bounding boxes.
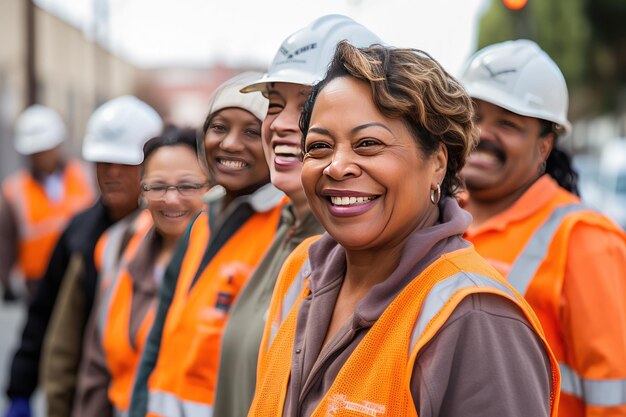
[466,175,559,236]
[203,183,285,213]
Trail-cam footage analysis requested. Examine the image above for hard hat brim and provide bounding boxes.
[15,135,64,155]
[467,83,573,136]
[82,141,143,165]
[240,69,319,94]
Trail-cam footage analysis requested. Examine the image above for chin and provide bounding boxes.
[271,175,299,195]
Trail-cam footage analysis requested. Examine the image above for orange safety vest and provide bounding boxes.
[97,210,154,413]
[147,204,284,417]
[249,238,560,417]
[2,160,94,280]
[465,176,626,416]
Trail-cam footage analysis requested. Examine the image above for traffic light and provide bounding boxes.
[502,0,528,10]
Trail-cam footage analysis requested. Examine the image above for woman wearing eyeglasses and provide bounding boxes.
[128,72,286,417]
[72,127,209,417]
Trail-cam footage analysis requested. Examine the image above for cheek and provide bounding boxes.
[300,163,320,199]
[204,133,220,154]
[249,142,269,171]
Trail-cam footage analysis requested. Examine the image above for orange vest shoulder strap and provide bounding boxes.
[508,203,620,295]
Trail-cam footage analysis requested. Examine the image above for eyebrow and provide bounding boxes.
[351,122,392,134]
[308,122,393,137]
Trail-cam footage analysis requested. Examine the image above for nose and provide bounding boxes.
[220,130,245,152]
[322,146,361,180]
[477,120,497,142]
[162,187,182,203]
[270,105,299,136]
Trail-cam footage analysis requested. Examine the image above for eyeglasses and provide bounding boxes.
[142,182,209,199]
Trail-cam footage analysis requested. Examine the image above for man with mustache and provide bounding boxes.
[460,40,626,417]
[4,96,162,417]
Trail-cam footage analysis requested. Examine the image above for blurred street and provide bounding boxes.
[0,303,44,416]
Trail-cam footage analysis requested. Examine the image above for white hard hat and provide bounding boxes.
[241,14,383,93]
[460,39,572,135]
[207,72,268,121]
[82,95,163,165]
[14,105,67,155]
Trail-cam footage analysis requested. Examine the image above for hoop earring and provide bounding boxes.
[430,183,441,205]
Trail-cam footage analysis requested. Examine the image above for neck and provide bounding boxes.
[160,233,179,256]
[466,178,537,228]
[343,245,404,296]
[290,191,311,226]
[108,205,137,222]
[342,204,439,293]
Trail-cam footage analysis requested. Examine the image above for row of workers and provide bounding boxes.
[3,13,626,417]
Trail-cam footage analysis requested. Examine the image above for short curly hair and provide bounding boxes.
[300,41,478,198]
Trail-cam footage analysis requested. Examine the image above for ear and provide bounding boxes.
[538,132,555,162]
[432,142,448,186]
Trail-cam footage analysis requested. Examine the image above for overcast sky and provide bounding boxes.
[36,0,488,75]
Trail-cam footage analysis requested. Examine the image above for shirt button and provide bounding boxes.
[295,348,302,354]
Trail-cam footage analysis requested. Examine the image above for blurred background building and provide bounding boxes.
[0,0,137,175]
[0,0,250,180]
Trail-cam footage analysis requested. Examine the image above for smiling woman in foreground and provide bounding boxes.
[248,41,561,417]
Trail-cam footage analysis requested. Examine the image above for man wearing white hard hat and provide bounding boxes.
[0,105,95,301]
[460,40,626,417]
[3,96,162,417]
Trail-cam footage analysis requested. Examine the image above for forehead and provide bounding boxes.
[475,99,525,119]
[312,76,379,120]
[267,82,312,99]
[211,107,258,122]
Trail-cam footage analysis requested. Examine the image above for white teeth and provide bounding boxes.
[162,211,186,218]
[274,144,301,156]
[330,196,374,206]
[469,151,499,164]
[220,159,246,169]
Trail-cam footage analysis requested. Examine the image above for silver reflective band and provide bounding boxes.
[409,272,516,352]
[508,203,590,295]
[560,363,626,407]
[114,407,128,417]
[148,390,213,417]
[268,259,310,348]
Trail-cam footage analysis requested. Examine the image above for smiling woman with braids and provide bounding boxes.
[247,41,560,417]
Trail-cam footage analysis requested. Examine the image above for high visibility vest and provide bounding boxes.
[2,160,94,280]
[147,203,284,417]
[249,239,560,417]
[466,181,626,416]
[97,210,154,413]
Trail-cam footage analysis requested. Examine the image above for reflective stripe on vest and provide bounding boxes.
[269,258,311,347]
[508,203,589,294]
[409,271,517,351]
[97,212,152,339]
[148,391,213,417]
[2,161,93,278]
[560,362,626,407]
[97,222,136,337]
[114,407,128,417]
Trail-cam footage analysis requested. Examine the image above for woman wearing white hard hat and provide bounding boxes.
[213,14,382,417]
[460,39,626,417]
[128,72,286,417]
